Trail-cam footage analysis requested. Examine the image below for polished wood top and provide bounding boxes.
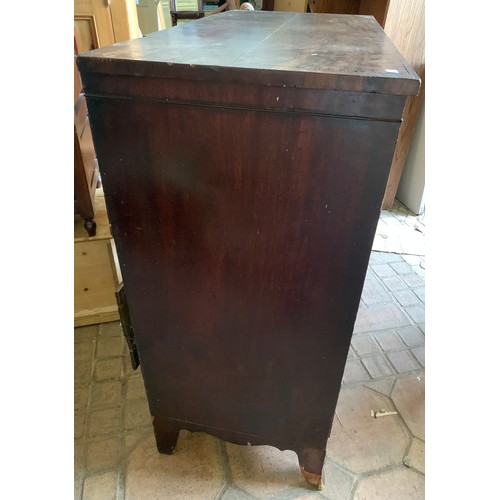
[77,11,420,95]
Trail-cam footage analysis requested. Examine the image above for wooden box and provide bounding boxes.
[77,12,419,488]
[74,189,120,327]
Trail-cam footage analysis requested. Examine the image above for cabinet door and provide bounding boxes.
[74,0,115,51]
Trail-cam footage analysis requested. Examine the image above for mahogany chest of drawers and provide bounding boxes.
[77,11,419,488]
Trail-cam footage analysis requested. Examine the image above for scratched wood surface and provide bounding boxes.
[77,11,419,95]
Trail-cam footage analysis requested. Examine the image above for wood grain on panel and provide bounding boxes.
[74,0,115,48]
[358,0,388,26]
[74,15,100,52]
[381,0,424,209]
[110,0,142,41]
[274,0,308,12]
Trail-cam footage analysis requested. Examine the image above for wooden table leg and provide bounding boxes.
[153,416,180,455]
[297,447,326,490]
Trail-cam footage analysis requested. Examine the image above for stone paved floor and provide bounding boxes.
[75,203,425,500]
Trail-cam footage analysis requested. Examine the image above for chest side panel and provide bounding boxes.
[87,96,401,444]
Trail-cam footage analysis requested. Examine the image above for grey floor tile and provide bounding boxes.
[400,273,425,288]
[95,358,123,381]
[88,407,122,438]
[342,359,371,383]
[347,346,357,359]
[361,278,392,305]
[75,342,94,361]
[389,261,414,275]
[387,350,420,374]
[404,438,425,474]
[328,387,408,473]
[351,335,380,356]
[374,330,406,352]
[371,264,398,278]
[397,326,425,347]
[394,289,421,307]
[126,375,147,400]
[353,467,424,499]
[378,252,404,263]
[354,303,411,333]
[382,276,408,292]
[361,354,394,378]
[363,377,395,396]
[412,347,425,367]
[75,325,98,344]
[220,486,255,499]
[392,374,425,440]
[86,437,122,473]
[75,411,86,441]
[405,304,425,324]
[82,471,118,500]
[369,252,386,265]
[75,384,90,411]
[125,433,224,500]
[90,380,124,410]
[96,336,124,359]
[226,442,304,498]
[99,321,123,338]
[124,397,153,430]
[413,286,425,302]
[75,359,93,383]
[321,459,356,500]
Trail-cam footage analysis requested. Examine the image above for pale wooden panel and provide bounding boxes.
[74,0,115,47]
[274,0,308,12]
[358,0,389,27]
[75,190,120,326]
[381,0,425,209]
[74,39,82,104]
[160,0,173,28]
[137,0,168,34]
[174,0,200,9]
[74,239,119,325]
[74,306,120,327]
[111,0,142,41]
[74,15,99,52]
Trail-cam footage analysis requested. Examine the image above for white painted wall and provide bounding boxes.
[397,100,425,215]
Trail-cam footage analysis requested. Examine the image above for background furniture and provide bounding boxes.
[169,0,237,26]
[74,188,121,326]
[77,11,419,488]
[170,0,205,25]
[136,0,168,34]
[74,1,142,235]
[74,36,99,236]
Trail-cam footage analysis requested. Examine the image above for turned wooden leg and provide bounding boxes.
[297,447,326,490]
[84,219,97,237]
[153,416,180,455]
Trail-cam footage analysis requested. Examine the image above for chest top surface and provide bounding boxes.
[77,11,419,95]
